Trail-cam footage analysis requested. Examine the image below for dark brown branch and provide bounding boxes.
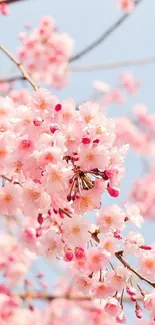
[0,45,38,91]
[70,0,144,62]
[90,231,155,289]
[115,251,155,288]
[0,76,25,84]
[0,0,30,4]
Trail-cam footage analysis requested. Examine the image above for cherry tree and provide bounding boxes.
[0,1,155,325]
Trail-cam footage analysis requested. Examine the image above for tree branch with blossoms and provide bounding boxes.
[1,2,155,325]
[0,44,38,91]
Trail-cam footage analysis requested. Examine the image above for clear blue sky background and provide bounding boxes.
[0,0,155,322]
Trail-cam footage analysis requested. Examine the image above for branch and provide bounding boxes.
[70,0,144,62]
[0,45,38,91]
[71,55,155,72]
[115,251,155,288]
[90,231,155,289]
[0,0,30,4]
[18,291,143,303]
[20,292,91,301]
[0,75,25,84]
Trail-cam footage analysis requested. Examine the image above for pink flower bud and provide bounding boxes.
[37,213,44,225]
[23,227,36,241]
[107,185,119,197]
[105,169,114,179]
[104,298,121,317]
[8,254,15,262]
[116,311,126,323]
[20,139,32,150]
[131,294,137,302]
[67,194,72,201]
[36,228,42,237]
[114,230,122,239]
[0,3,10,15]
[50,125,58,133]
[29,304,34,311]
[33,117,42,126]
[64,250,73,262]
[75,247,85,260]
[55,103,62,111]
[126,286,137,296]
[37,273,44,279]
[93,139,99,144]
[140,245,152,250]
[101,171,109,180]
[135,303,142,319]
[82,137,91,144]
[135,308,142,319]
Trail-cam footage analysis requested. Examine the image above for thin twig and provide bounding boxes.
[115,251,155,288]
[19,291,143,302]
[90,231,155,289]
[0,45,38,91]
[70,0,144,62]
[2,55,155,84]
[71,55,155,72]
[0,0,30,4]
[19,292,91,301]
[0,76,25,84]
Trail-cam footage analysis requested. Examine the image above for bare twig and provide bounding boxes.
[1,55,155,85]
[70,0,144,62]
[0,0,30,4]
[20,292,91,301]
[0,45,38,91]
[19,291,143,302]
[71,56,155,72]
[0,76,25,84]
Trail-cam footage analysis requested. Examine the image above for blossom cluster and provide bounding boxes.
[1,87,155,323]
[0,233,34,287]
[0,88,127,251]
[131,164,155,219]
[17,16,74,89]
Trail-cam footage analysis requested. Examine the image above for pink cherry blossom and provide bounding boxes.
[138,252,155,278]
[120,72,140,94]
[38,229,63,259]
[62,215,91,247]
[17,16,73,89]
[96,205,125,233]
[106,267,130,291]
[92,282,114,299]
[87,247,108,272]
[124,203,144,228]
[144,292,155,311]
[100,233,120,256]
[104,298,122,317]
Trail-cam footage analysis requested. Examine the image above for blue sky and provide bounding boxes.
[0,0,155,322]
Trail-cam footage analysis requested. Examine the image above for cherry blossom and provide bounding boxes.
[17,16,73,89]
[1,4,155,324]
[117,0,135,13]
